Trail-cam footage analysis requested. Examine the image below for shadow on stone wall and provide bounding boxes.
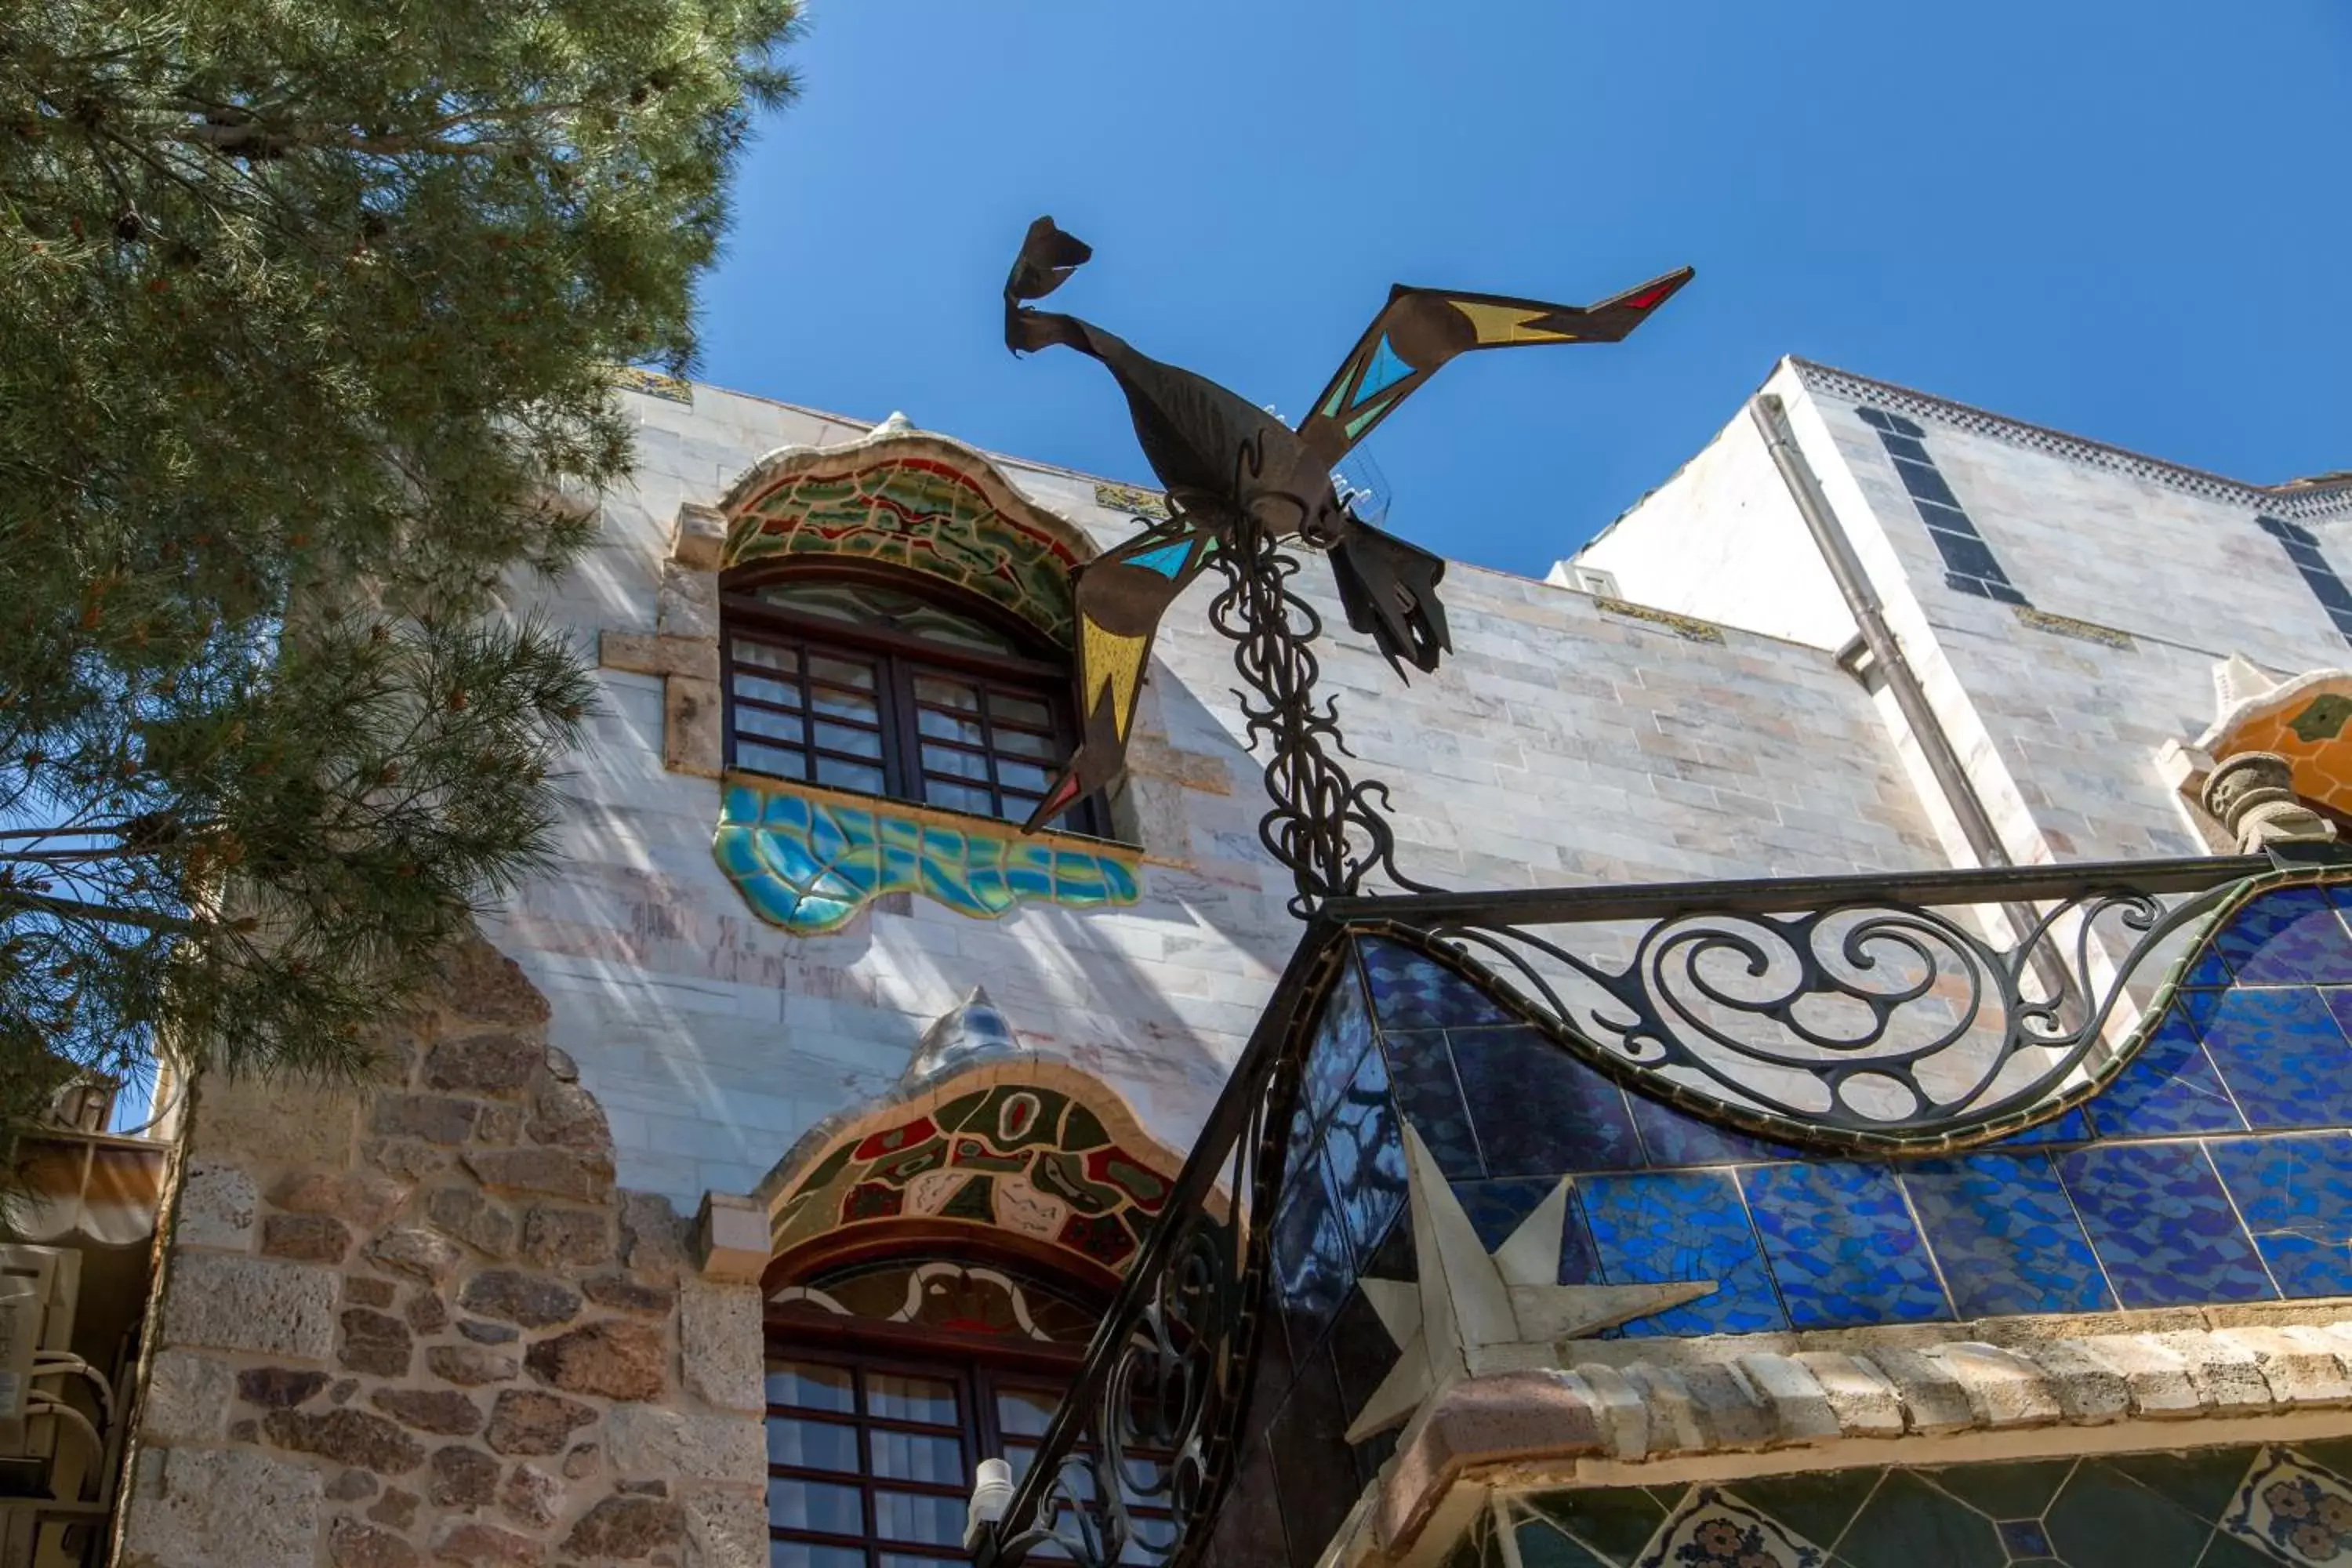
[118,934,768,1568]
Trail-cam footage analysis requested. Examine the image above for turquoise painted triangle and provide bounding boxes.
[1352,333,1413,407]
[1123,541,1194,579]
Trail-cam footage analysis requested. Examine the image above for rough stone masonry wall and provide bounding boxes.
[118,935,768,1568]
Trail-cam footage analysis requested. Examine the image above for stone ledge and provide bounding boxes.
[1371,1311,2352,1559]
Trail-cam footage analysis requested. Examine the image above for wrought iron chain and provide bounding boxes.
[1200,504,1439,916]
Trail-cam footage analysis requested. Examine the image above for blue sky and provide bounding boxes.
[700,1,2351,579]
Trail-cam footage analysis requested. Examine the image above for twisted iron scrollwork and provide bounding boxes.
[976,939,1334,1568]
[1401,862,2264,1152]
[1201,503,1440,916]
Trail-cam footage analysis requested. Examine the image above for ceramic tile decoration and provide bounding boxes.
[1740,1161,1951,1329]
[1577,1171,1787,1335]
[2056,1142,2277,1308]
[764,1076,1178,1279]
[2196,988,2352,1131]
[1631,1488,1826,1568]
[1381,1032,1486,1181]
[1320,1045,1409,1270]
[1450,1025,1645,1177]
[1453,1176,1563,1253]
[1300,964,1377,1132]
[1358,936,1519,1031]
[1900,1152,2114,1317]
[2225,1449,2352,1565]
[713,777,1140,933]
[1270,1154,1352,1345]
[2213,885,2352,985]
[1321,885,2352,1335]
[2080,1014,2246,1138]
[1628,1091,1798,1168]
[1491,1446,2331,1568]
[2206,1133,2352,1297]
[727,450,1083,641]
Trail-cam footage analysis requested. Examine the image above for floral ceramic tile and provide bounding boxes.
[1632,1487,1826,1568]
[2224,1447,2352,1563]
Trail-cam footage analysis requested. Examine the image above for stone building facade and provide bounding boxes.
[67,354,2352,1568]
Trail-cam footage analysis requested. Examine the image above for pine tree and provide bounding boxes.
[0,0,800,1151]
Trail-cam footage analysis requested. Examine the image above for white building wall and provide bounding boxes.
[1558,370,1853,652]
[482,381,1944,1210]
[1588,360,2352,876]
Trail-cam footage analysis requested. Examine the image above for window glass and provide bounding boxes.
[770,1363,856,1414]
[723,574,1106,838]
[756,579,1021,655]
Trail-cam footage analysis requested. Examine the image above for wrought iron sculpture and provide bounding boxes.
[1003,216,1693,859]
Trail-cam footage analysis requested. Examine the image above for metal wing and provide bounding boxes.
[1023,521,1217,833]
[1294,266,1695,466]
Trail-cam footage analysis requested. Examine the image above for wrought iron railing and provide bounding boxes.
[969,849,2292,1567]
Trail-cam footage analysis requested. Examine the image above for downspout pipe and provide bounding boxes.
[1749,394,2081,1007]
[1749,392,2013,870]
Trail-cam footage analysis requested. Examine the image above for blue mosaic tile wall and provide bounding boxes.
[1348,881,2352,1340]
[1214,880,2352,1563]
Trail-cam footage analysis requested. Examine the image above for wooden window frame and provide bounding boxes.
[764,1312,1178,1566]
[720,564,1108,840]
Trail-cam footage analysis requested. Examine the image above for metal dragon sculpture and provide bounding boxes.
[1003,216,1693,835]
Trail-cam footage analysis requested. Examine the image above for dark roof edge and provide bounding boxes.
[1791,358,2352,522]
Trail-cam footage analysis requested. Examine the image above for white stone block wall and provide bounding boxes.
[475,381,1944,1212]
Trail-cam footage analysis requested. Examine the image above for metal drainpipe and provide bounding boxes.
[1750,392,2014,869]
[1750,394,2077,1006]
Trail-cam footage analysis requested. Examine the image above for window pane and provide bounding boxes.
[768,1363,855,1414]
[732,673,803,708]
[768,1417,859,1472]
[735,706,804,743]
[881,1556,971,1568]
[808,653,878,691]
[926,782,994,817]
[997,797,1039,825]
[870,1428,964,1486]
[768,1477,863,1534]
[732,639,795,671]
[866,1373,958,1425]
[913,676,980,713]
[921,744,991,782]
[736,742,807,780]
[989,694,1053,729]
[874,1490,966,1546]
[811,687,881,724]
[916,708,986,746]
[815,757,886,794]
[996,1389,1058,1439]
[998,760,1051,794]
[814,720,884,760]
[993,728,1056,761]
[772,1544,866,1568]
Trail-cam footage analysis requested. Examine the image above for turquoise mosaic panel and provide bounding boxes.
[1473,1443,2352,1568]
[1347,875,2352,1338]
[711,779,1140,935]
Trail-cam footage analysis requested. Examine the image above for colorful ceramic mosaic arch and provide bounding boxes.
[761,1062,1187,1287]
[2201,666,2352,816]
[718,427,1092,645]
[709,429,1145,934]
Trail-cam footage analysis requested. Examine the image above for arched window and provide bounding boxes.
[764,1257,1176,1565]
[720,565,1105,839]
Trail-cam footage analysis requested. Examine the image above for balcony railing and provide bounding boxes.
[967,848,2292,1567]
